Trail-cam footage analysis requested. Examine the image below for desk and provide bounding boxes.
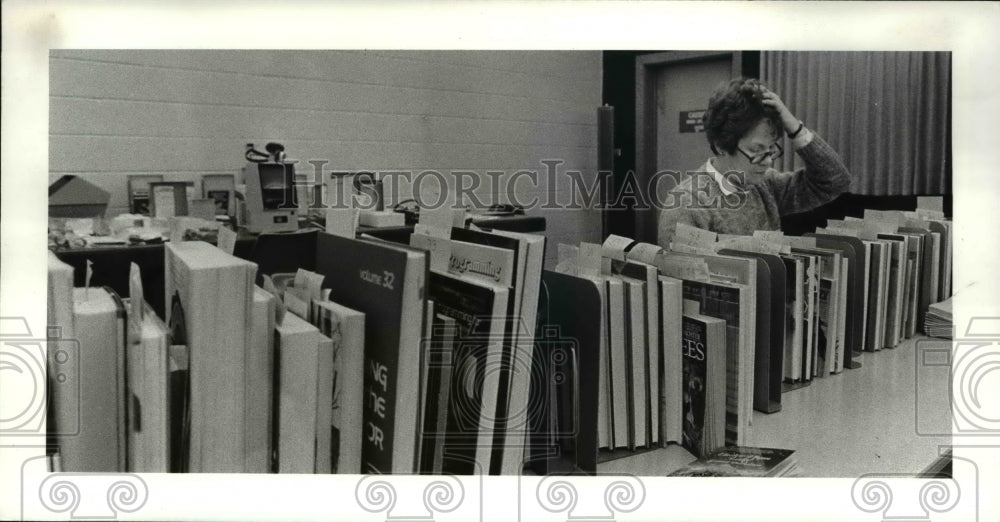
[52,237,257,319]
[52,215,546,319]
[595,336,951,477]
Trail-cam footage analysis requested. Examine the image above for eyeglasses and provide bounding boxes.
[736,142,783,165]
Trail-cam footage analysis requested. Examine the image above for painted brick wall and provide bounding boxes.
[50,50,603,267]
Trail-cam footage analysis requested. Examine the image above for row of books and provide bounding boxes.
[542,206,952,465]
[46,221,546,475]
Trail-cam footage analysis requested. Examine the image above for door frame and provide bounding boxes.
[634,51,743,243]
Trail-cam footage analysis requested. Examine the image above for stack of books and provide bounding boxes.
[924,297,954,339]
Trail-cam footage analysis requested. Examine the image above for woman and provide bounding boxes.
[657,78,851,248]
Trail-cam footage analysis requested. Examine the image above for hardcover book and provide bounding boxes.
[315,232,428,474]
[165,241,256,472]
[428,270,509,475]
[274,313,323,473]
[680,311,726,459]
[489,229,545,475]
[246,287,276,473]
[58,287,128,472]
[420,314,458,474]
[659,276,684,444]
[718,249,785,413]
[313,299,366,474]
[125,300,171,472]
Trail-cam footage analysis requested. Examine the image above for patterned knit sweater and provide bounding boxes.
[657,133,851,248]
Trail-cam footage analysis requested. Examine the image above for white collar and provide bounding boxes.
[705,158,739,196]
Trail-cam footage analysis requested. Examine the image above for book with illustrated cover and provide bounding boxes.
[669,446,798,477]
[661,251,755,447]
[680,311,726,459]
[315,232,428,474]
[807,233,865,369]
[718,249,785,413]
[780,255,805,385]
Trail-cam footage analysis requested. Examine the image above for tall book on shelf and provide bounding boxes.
[165,241,257,473]
[246,287,276,473]
[428,270,509,475]
[680,310,727,459]
[718,249,785,413]
[313,299,366,474]
[273,313,326,473]
[490,229,546,475]
[125,300,171,472]
[54,287,129,472]
[806,233,865,369]
[315,232,429,474]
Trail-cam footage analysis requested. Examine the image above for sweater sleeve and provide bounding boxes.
[763,132,852,216]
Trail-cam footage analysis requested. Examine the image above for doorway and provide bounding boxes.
[634,51,745,244]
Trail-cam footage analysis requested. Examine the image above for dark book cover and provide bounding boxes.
[806,233,865,369]
[450,227,523,475]
[681,316,709,458]
[669,446,796,477]
[718,249,784,414]
[817,279,833,376]
[429,271,505,475]
[680,313,724,459]
[315,232,427,474]
[420,314,457,474]
[682,281,741,446]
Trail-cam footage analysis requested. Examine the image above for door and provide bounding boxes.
[635,52,743,244]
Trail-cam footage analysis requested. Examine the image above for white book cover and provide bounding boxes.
[246,287,276,473]
[659,276,683,444]
[127,302,171,472]
[606,277,628,449]
[275,313,322,474]
[165,241,255,472]
[314,299,366,474]
[315,333,334,473]
[491,230,545,475]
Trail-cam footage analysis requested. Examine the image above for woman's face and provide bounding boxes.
[732,119,782,183]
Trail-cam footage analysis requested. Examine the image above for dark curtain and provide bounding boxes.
[761,51,950,195]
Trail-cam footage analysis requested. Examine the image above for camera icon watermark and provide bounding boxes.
[354,473,482,521]
[915,316,1000,437]
[420,320,579,474]
[1,317,81,437]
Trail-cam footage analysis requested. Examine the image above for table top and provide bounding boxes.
[595,335,951,478]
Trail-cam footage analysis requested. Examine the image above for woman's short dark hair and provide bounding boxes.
[703,78,783,155]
